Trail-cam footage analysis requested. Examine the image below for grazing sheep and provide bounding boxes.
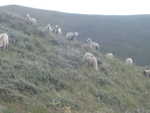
[26,14,30,19]
[46,24,54,32]
[53,25,59,34]
[46,24,63,34]
[143,69,150,78]
[86,38,100,50]
[30,18,37,24]
[91,41,100,50]
[55,25,59,28]
[0,33,9,49]
[52,25,63,34]
[26,14,37,24]
[57,28,62,34]
[52,25,58,33]
[86,38,92,43]
[83,52,98,71]
[126,57,133,64]
[106,53,114,58]
[74,32,79,37]
[66,32,76,40]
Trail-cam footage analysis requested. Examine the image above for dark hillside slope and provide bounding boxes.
[0,7,149,113]
[1,5,150,65]
[0,5,150,65]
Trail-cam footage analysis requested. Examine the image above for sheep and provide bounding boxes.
[52,25,59,33]
[66,32,76,40]
[26,14,37,24]
[26,14,30,19]
[86,38,92,43]
[49,25,63,34]
[86,38,100,50]
[55,25,59,28]
[74,32,79,37]
[30,18,37,24]
[0,33,9,49]
[46,24,62,34]
[143,69,150,78]
[65,32,79,40]
[82,41,100,51]
[126,57,133,64]
[106,53,114,58]
[91,41,100,50]
[83,52,98,71]
[57,27,62,34]
[46,24,54,32]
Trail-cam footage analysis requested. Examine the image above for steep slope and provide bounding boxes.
[0,9,149,113]
[1,5,150,65]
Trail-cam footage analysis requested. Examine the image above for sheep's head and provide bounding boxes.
[86,38,92,43]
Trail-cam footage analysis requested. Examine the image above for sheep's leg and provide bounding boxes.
[87,62,90,67]
[144,73,147,77]
[145,73,149,78]
[94,61,98,71]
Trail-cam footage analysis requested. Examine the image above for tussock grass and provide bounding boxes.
[0,11,149,113]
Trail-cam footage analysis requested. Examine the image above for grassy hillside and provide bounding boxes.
[0,6,149,113]
[1,5,150,65]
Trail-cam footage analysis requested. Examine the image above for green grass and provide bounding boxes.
[0,10,149,113]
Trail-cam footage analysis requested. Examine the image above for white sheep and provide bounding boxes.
[26,14,31,19]
[47,24,53,32]
[91,42,100,50]
[126,57,133,64]
[83,52,98,71]
[86,38,100,50]
[0,33,9,49]
[26,14,37,24]
[74,32,79,37]
[46,24,63,34]
[106,53,114,58]
[86,38,92,43]
[51,25,62,34]
[57,28,62,34]
[30,18,37,24]
[66,32,76,40]
[143,69,150,77]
